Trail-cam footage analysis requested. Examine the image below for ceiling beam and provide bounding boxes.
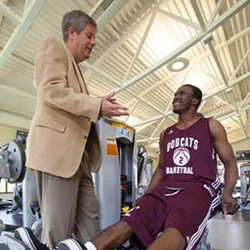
[123,11,157,82]
[0,0,45,68]
[0,1,21,25]
[208,0,223,24]
[89,0,105,16]
[191,0,228,86]
[83,0,157,71]
[157,8,201,30]
[114,0,249,94]
[93,0,129,31]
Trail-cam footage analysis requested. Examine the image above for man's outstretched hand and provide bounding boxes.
[100,91,129,118]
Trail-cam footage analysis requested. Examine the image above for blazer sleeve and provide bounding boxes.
[35,37,101,123]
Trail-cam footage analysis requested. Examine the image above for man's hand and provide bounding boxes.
[100,91,129,118]
[221,192,239,215]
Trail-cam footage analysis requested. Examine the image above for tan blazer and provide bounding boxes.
[26,37,102,178]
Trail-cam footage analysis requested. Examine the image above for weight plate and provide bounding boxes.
[4,140,26,183]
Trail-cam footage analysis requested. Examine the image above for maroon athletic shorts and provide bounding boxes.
[122,181,220,250]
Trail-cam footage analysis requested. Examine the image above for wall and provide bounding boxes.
[231,138,250,154]
[0,124,28,145]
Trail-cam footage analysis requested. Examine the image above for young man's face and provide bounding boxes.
[172,85,196,114]
[69,24,96,63]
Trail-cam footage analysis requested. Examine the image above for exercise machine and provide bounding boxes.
[0,140,26,184]
[0,140,30,249]
[137,145,153,198]
[0,140,26,213]
[239,161,250,210]
[93,117,137,230]
[0,140,41,248]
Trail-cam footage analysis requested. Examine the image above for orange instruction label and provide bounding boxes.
[106,138,118,156]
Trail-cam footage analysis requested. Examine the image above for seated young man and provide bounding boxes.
[14,85,239,250]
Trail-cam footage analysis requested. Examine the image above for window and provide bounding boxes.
[0,179,15,193]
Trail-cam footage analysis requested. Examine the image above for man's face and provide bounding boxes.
[69,24,96,63]
[172,85,195,114]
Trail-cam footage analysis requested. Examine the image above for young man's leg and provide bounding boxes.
[91,220,134,250]
[58,220,134,250]
[147,228,185,250]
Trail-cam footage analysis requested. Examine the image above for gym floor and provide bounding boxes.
[207,209,250,250]
[1,205,250,249]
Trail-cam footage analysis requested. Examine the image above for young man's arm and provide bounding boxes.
[146,130,166,193]
[209,119,239,215]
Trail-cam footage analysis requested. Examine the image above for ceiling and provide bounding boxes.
[0,0,250,159]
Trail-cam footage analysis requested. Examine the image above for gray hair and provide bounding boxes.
[62,10,97,42]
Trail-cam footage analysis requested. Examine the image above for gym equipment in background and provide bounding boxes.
[0,140,26,184]
[93,117,137,230]
[0,140,26,213]
[0,140,41,244]
[137,145,153,198]
[239,161,250,210]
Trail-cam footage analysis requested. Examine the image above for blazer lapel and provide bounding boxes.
[71,56,89,94]
[63,42,88,94]
[77,64,89,95]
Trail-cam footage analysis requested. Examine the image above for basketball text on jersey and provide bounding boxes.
[166,166,194,175]
[166,137,198,152]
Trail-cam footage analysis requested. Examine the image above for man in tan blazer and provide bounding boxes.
[26,10,128,249]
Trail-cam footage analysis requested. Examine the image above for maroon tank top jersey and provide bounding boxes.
[122,118,221,250]
[162,118,220,193]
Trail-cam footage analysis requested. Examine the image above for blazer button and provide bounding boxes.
[84,135,88,140]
